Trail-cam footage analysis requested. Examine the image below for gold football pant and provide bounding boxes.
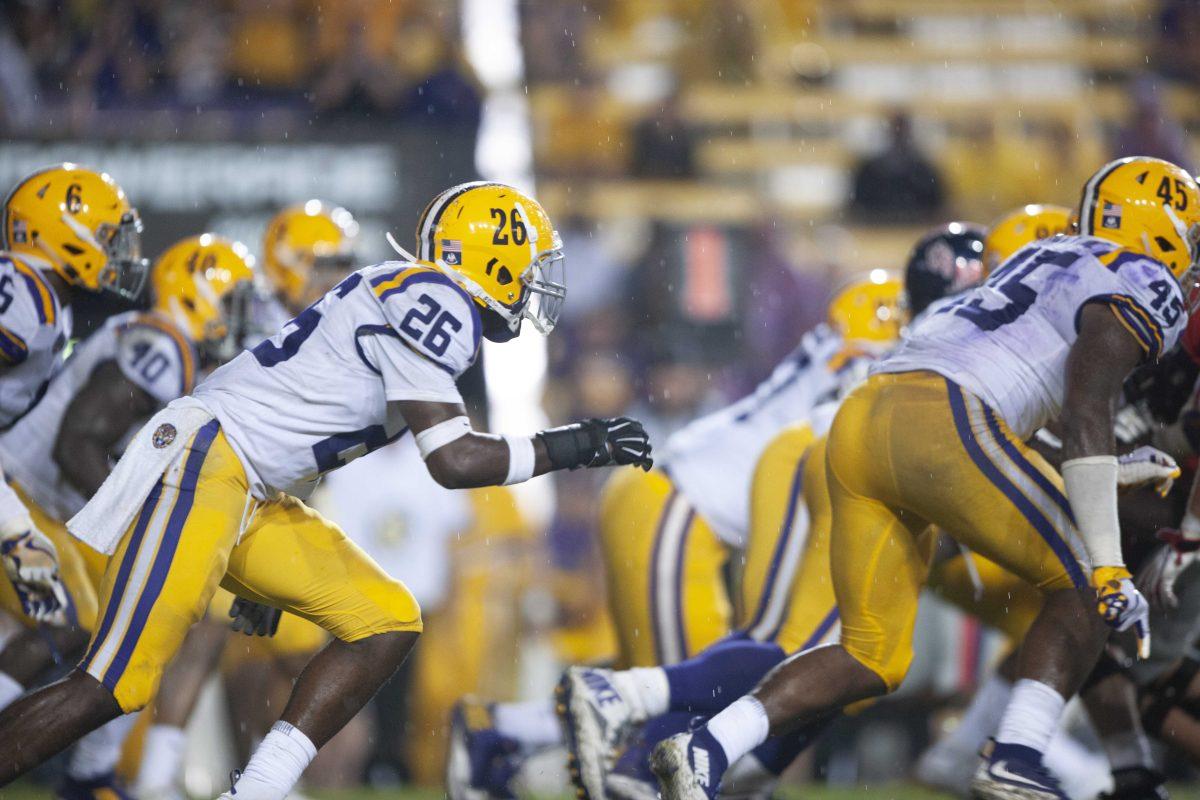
[598,468,731,668]
[825,371,1087,690]
[0,483,101,632]
[79,422,422,712]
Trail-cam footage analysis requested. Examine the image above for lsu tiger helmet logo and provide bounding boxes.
[1080,156,1200,307]
[983,204,1073,275]
[399,181,565,341]
[262,200,358,312]
[828,270,906,346]
[2,163,148,299]
[151,233,256,363]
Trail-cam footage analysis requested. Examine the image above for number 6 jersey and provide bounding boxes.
[876,235,1187,439]
[192,262,481,500]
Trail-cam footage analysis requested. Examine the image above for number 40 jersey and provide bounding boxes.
[193,262,481,501]
[877,235,1187,439]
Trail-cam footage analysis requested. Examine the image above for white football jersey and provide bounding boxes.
[0,310,196,520]
[0,253,71,429]
[193,262,481,500]
[877,236,1188,439]
[662,325,867,547]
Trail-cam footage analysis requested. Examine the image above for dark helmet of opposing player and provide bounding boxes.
[903,222,987,317]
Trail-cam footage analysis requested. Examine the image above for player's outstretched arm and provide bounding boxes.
[1063,303,1156,655]
[398,399,652,490]
[55,360,159,499]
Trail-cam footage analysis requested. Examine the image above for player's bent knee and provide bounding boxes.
[329,577,423,643]
[841,640,911,693]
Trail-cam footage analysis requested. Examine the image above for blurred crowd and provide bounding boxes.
[0,0,481,133]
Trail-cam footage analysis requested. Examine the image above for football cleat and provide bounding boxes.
[56,771,135,800]
[1099,766,1169,800]
[446,697,521,800]
[971,740,1067,800]
[557,666,639,800]
[650,730,727,800]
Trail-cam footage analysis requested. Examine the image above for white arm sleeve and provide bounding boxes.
[1062,455,1123,568]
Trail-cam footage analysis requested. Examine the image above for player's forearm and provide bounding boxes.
[424,432,553,490]
[415,414,653,489]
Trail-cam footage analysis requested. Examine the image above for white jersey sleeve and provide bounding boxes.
[114,316,197,405]
[373,269,482,385]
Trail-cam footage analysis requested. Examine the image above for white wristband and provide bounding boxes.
[1062,455,1122,568]
[503,435,536,485]
[414,416,471,459]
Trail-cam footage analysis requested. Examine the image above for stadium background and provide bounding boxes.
[0,0,1198,797]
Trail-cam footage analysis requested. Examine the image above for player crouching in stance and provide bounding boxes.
[649,156,1200,800]
[0,181,653,798]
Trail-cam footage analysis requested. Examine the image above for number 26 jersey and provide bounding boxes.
[193,262,481,500]
[876,235,1187,440]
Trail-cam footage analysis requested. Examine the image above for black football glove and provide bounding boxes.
[537,416,653,472]
[228,598,282,638]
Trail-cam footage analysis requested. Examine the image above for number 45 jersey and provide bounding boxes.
[877,235,1187,439]
[193,262,481,500]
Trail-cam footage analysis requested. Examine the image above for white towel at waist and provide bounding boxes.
[69,398,215,555]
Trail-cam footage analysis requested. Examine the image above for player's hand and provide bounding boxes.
[596,417,653,470]
[1117,446,1181,497]
[228,598,282,637]
[0,526,68,626]
[1094,566,1151,659]
[1137,527,1200,610]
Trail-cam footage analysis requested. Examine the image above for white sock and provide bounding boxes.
[230,721,317,800]
[0,670,23,711]
[611,667,670,720]
[136,724,188,794]
[707,696,770,766]
[939,674,1014,754]
[1101,729,1155,771]
[68,713,138,779]
[493,700,563,748]
[995,679,1066,753]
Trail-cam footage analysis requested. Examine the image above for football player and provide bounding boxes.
[562,202,1179,800]
[0,181,653,800]
[648,156,1200,800]
[0,232,253,798]
[0,164,147,628]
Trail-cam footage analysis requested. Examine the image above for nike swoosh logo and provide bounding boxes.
[989,760,1048,790]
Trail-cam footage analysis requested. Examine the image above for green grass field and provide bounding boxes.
[3,786,1200,800]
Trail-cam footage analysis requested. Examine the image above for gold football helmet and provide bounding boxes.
[828,270,906,345]
[984,204,1073,275]
[262,200,358,310]
[1079,156,1200,286]
[400,181,565,339]
[151,233,255,362]
[2,163,147,298]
